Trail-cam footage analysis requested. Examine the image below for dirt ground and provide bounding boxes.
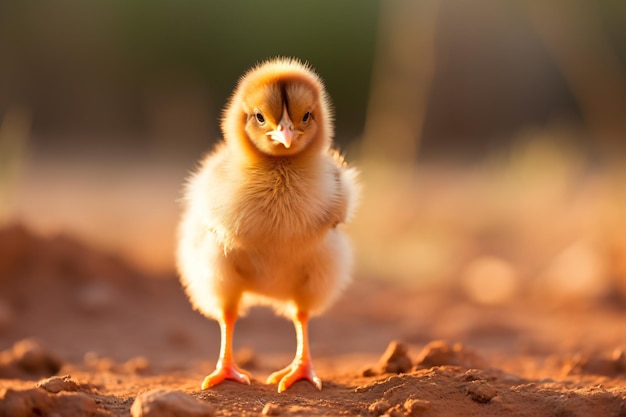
[0,223,625,416]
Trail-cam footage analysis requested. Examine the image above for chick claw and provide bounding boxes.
[201,364,252,389]
[266,361,322,393]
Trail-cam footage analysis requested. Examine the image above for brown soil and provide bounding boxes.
[1,223,625,416]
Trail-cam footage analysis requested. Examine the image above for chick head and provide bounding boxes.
[223,58,333,158]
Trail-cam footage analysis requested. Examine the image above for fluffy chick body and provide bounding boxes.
[177,57,358,325]
[178,148,356,319]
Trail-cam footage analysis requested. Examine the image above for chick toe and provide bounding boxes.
[201,363,252,389]
[267,361,322,393]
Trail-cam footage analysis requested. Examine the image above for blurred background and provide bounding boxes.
[1,0,626,306]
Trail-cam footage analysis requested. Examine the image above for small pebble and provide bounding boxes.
[262,402,282,416]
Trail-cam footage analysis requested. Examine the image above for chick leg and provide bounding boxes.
[266,311,322,393]
[201,310,251,389]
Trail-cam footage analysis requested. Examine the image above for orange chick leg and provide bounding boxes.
[266,311,322,393]
[201,311,251,389]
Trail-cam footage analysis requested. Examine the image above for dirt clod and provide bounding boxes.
[562,349,626,377]
[379,340,413,374]
[368,399,392,415]
[0,387,52,417]
[12,339,63,376]
[0,339,62,378]
[54,392,102,417]
[0,387,102,417]
[123,356,151,375]
[385,405,406,417]
[83,352,117,373]
[415,340,483,370]
[130,389,215,417]
[403,398,431,416]
[36,375,80,393]
[465,380,497,403]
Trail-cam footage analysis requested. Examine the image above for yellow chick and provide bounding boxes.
[177,57,359,393]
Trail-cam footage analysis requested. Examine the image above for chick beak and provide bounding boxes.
[266,106,297,149]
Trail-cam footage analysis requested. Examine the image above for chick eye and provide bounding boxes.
[254,109,265,124]
[302,111,310,123]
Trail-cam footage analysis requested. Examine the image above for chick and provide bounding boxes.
[177,57,359,393]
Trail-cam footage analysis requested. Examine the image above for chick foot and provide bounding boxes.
[267,360,322,393]
[201,363,251,389]
[202,310,251,389]
[267,311,321,392]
